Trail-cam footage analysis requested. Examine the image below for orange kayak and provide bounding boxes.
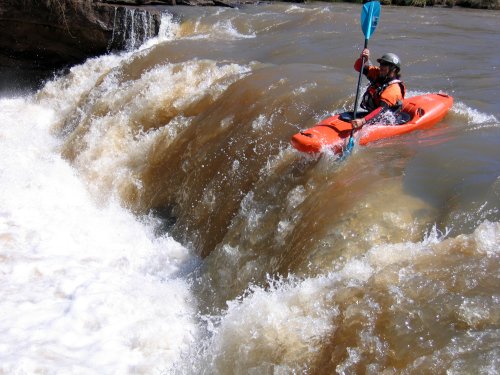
[291,93,453,155]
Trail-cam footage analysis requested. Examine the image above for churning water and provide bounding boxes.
[0,3,499,374]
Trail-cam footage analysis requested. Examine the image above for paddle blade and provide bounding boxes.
[345,133,355,156]
[361,1,381,40]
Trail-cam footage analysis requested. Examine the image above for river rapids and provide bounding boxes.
[0,3,499,374]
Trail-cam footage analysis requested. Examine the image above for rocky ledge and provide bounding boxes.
[0,0,258,92]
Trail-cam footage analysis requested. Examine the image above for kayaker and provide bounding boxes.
[351,48,406,129]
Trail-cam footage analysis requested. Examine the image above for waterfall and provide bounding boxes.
[108,6,163,51]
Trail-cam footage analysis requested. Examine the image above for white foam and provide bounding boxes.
[185,275,339,373]
[452,101,498,126]
[0,97,198,373]
[179,220,500,372]
[473,220,500,257]
[214,20,256,40]
[251,114,269,130]
[187,18,256,41]
[139,13,181,51]
[36,54,124,127]
[292,82,317,96]
[285,4,308,13]
[54,60,251,200]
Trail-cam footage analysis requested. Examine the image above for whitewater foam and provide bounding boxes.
[176,220,499,374]
[452,101,498,128]
[0,97,198,374]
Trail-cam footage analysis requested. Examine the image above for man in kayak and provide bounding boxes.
[351,48,406,129]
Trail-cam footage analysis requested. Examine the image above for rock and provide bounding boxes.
[0,0,164,70]
[0,0,266,92]
[0,0,174,92]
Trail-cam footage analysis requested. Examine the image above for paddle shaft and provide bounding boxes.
[352,39,368,121]
[345,0,380,154]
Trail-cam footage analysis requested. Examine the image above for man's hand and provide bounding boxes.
[361,48,370,61]
[351,118,366,129]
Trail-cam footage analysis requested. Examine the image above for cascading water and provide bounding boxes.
[1,3,499,374]
[108,6,167,51]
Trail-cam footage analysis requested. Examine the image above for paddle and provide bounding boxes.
[346,0,381,154]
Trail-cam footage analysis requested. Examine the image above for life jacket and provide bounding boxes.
[361,78,406,112]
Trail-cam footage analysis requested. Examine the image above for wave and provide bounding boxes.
[175,221,499,374]
[451,101,499,129]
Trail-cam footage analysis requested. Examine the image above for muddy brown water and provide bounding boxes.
[8,3,500,373]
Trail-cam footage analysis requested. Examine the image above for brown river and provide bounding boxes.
[0,2,499,374]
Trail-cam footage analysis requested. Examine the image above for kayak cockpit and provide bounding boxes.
[338,111,411,126]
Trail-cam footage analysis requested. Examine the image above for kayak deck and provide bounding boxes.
[291,93,453,154]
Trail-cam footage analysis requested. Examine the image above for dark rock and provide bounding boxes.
[0,0,265,92]
[0,0,164,70]
[0,0,169,92]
